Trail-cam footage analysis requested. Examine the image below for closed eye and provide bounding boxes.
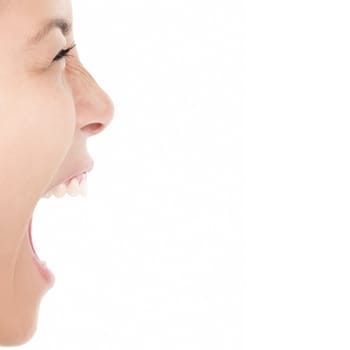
[53,43,76,62]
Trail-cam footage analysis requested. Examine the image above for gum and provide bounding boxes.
[43,173,87,198]
[64,172,86,186]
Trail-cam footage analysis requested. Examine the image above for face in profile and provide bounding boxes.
[0,0,114,346]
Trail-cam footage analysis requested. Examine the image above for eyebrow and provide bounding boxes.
[27,17,72,46]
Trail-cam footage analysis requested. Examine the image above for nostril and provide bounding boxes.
[83,122,105,135]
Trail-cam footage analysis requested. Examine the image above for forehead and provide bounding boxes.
[0,0,72,49]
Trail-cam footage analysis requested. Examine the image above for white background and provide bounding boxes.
[21,0,350,349]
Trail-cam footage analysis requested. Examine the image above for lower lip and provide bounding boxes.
[27,216,55,287]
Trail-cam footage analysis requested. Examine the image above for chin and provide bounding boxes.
[0,303,40,347]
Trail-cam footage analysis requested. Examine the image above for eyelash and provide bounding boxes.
[53,43,77,62]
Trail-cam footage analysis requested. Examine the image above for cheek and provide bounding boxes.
[0,77,76,199]
[32,84,76,174]
[24,79,75,154]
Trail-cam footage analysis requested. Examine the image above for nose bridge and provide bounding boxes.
[73,63,115,135]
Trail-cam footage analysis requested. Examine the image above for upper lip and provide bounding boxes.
[44,158,94,195]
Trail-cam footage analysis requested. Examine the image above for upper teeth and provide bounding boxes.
[43,173,88,199]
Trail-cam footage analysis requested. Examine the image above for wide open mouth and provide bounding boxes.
[27,172,89,286]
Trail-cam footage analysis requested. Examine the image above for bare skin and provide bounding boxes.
[0,0,114,345]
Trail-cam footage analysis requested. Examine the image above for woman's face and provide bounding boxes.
[0,0,114,346]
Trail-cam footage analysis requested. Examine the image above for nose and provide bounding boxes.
[73,64,115,136]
